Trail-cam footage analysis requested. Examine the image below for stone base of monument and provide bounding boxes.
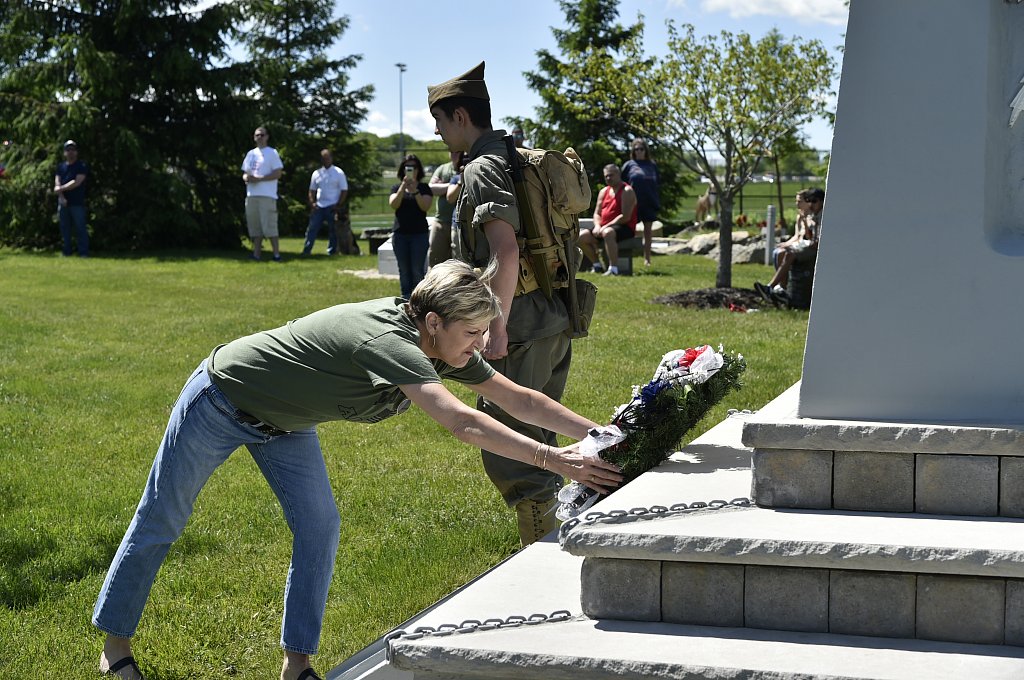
[743,384,1024,517]
[368,401,1024,680]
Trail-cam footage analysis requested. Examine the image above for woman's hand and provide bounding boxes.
[546,444,623,495]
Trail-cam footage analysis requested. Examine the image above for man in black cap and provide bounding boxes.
[428,62,573,546]
[54,139,90,257]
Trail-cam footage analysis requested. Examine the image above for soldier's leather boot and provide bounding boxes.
[515,496,559,547]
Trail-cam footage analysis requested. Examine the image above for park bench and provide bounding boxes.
[578,218,641,276]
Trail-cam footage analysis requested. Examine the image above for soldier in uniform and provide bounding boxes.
[427,62,576,546]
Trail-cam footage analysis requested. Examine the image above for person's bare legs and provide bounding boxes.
[769,250,794,289]
[602,227,620,266]
[270,236,281,259]
[642,220,653,266]
[578,229,601,267]
[252,236,263,259]
[281,650,314,680]
[100,635,142,679]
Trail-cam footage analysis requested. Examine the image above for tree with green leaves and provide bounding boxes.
[510,0,688,217]
[585,25,834,287]
[0,0,374,252]
[236,0,374,235]
[0,0,255,250]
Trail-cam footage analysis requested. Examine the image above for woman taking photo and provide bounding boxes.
[93,260,622,680]
[388,154,433,298]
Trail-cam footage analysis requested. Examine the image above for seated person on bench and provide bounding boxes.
[579,164,637,276]
[756,187,824,300]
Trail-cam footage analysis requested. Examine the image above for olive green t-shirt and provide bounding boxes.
[452,129,569,343]
[207,297,494,431]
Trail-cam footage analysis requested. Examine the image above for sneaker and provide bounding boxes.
[591,262,604,273]
[272,254,283,263]
[603,266,619,276]
[771,284,785,295]
[250,253,262,262]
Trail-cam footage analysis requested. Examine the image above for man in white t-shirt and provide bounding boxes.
[303,149,349,256]
[241,126,285,262]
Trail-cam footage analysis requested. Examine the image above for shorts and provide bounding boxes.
[789,240,817,264]
[637,204,658,223]
[611,223,635,242]
[245,196,279,238]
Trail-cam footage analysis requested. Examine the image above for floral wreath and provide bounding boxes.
[557,345,746,520]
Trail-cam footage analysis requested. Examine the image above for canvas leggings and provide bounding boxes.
[478,333,571,506]
[92,361,341,655]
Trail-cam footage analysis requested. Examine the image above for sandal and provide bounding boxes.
[297,670,322,680]
[104,655,144,679]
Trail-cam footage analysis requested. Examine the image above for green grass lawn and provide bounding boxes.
[0,240,808,678]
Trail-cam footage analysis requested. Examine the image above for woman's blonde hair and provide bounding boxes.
[407,259,501,326]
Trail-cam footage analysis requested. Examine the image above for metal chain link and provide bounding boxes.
[385,610,576,660]
[384,497,754,662]
[558,497,754,545]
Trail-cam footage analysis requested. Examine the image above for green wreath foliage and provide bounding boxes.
[603,351,747,483]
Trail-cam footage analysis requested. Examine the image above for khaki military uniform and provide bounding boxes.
[453,130,572,537]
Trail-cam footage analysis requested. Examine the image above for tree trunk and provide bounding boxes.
[716,196,733,288]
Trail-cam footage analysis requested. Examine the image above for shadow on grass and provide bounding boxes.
[0,527,121,609]
[0,519,227,610]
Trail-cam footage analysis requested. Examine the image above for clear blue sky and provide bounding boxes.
[339,0,849,151]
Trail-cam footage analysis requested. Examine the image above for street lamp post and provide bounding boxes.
[395,62,407,159]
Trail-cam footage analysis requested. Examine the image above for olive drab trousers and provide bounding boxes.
[478,332,571,508]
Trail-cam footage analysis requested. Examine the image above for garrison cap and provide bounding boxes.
[427,62,489,109]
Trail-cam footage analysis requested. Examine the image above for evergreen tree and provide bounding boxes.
[0,0,253,250]
[236,0,374,235]
[510,0,688,217]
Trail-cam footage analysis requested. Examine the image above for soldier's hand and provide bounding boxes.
[482,326,508,360]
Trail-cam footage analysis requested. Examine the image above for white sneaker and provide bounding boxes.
[771,284,785,294]
[591,262,604,273]
[603,266,619,276]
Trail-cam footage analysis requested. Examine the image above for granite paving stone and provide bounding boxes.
[752,448,833,509]
[661,562,744,627]
[833,451,914,512]
[915,454,998,516]
[745,565,828,633]
[916,574,1005,645]
[580,558,660,621]
[829,570,916,638]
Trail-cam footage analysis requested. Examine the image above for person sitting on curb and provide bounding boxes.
[579,164,637,276]
[755,187,824,303]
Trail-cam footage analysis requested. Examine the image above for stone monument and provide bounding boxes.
[799,0,1024,424]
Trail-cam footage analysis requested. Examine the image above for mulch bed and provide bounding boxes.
[654,287,765,311]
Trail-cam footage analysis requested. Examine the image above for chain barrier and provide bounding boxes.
[385,610,576,660]
[558,497,754,545]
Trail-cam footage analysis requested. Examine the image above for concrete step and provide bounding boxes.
[743,384,1024,517]
[387,617,1024,680]
[560,506,1024,645]
[331,413,756,679]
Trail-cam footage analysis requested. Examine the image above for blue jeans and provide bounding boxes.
[392,231,428,298]
[58,203,88,256]
[92,361,341,655]
[303,206,337,255]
